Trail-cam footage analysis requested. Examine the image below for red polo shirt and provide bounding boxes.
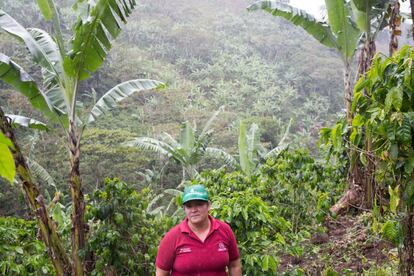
[156,215,240,275]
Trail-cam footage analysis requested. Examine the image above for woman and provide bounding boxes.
[155,184,242,276]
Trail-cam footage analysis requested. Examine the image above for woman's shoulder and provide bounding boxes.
[164,222,183,236]
[212,217,233,232]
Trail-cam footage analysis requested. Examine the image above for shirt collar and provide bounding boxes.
[179,215,220,234]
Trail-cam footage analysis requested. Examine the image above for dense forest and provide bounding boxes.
[1,0,414,274]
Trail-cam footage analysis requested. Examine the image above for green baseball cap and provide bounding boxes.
[182,185,209,205]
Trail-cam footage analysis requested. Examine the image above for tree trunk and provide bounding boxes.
[389,1,401,56]
[400,209,414,275]
[68,120,86,276]
[344,62,352,126]
[358,39,376,78]
[330,63,364,215]
[0,108,71,275]
[331,39,377,214]
[360,39,377,209]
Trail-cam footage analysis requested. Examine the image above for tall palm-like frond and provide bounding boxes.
[0,1,162,274]
[264,118,291,159]
[0,54,56,118]
[70,0,137,79]
[28,159,57,189]
[125,137,173,157]
[6,114,49,131]
[126,110,223,181]
[0,11,63,79]
[205,147,238,169]
[87,79,164,124]
[247,1,337,48]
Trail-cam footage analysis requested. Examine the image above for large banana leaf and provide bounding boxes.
[238,121,253,176]
[87,79,164,124]
[350,0,391,35]
[325,0,360,59]
[0,132,15,183]
[27,28,64,90]
[205,147,238,169]
[350,0,370,33]
[70,0,137,79]
[29,28,63,75]
[247,123,260,161]
[36,0,53,20]
[44,85,67,115]
[160,133,180,148]
[0,54,58,119]
[247,1,337,49]
[28,159,56,188]
[0,11,62,81]
[6,114,49,131]
[180,122,196,157]
[200,107,222,138]
[125,137,172,157]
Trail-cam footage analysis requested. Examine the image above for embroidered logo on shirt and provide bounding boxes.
[178,247,192,254]
[218,242,227,252]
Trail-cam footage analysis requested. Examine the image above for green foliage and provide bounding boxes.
[0,53,57,121]
[126,110,223,181]
[352,46,414,199]
[204,173,283,274]
[260,148,345,230]
[71,0,137,79]
[352,46,414,270]
[197,148,345,274]
[0,217,53,275]
[86,178,173,275]
[36,0,53,21]
[381,220,402,246]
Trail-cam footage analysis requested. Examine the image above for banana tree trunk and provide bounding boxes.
[331,39,377,214]
[358,39,376,78]
[360,38,377,209]
[389,1,401,56]
[330,62,362,215]
[344,62,353,126]
[0,108,71,275]
[68,120,86,276]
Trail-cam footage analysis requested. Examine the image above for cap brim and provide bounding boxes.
[182,197,209,205]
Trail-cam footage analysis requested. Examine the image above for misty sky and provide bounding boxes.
[289,0,410,20]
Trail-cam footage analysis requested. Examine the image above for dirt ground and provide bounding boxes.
[279,215,396,275]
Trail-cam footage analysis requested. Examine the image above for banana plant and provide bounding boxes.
[350,0,391,76]
[349,0,394,208]
[248,0,393,211]
[0,0,163,274]
[248,0,360,126]
[126,109,222,182]
[208,120,291,177]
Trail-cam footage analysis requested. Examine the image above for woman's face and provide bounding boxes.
[183,200,211,226]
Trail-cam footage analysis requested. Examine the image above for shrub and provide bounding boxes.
[0,217,53,275]
[86,178,173,275]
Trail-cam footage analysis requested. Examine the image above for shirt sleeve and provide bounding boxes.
[155,228,176,271]
[224,223,240,262]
